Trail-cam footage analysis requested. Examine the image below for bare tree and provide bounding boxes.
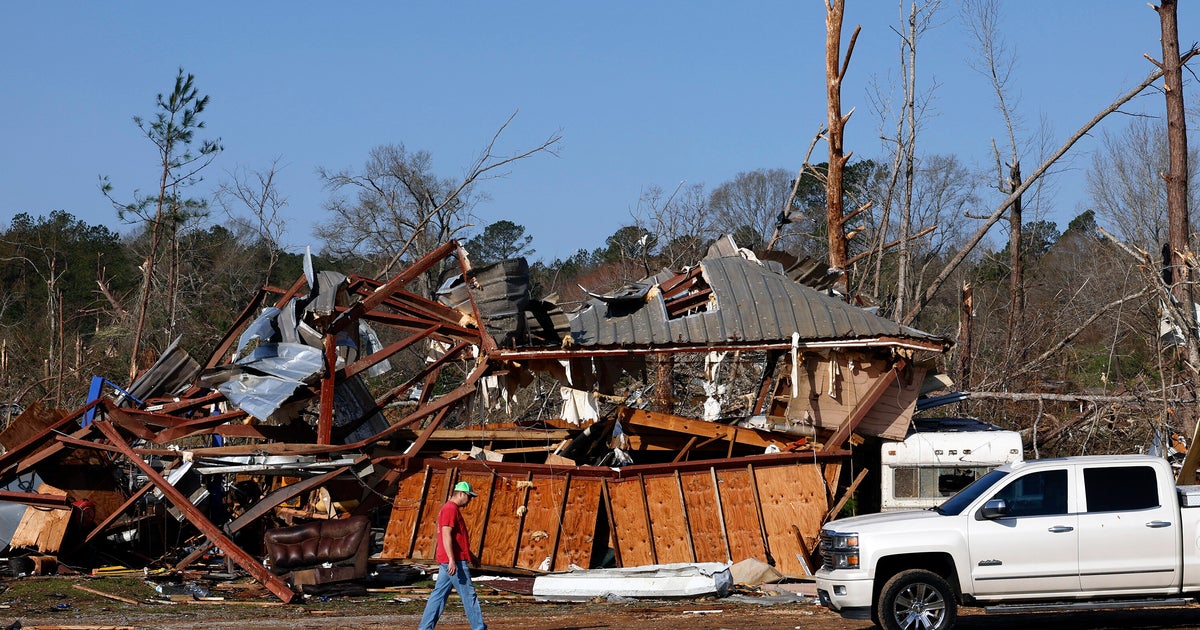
[903,66,1173,325]
[633,181,714,269]
[709,169,801,251]
[824,0,860,295]
[893,0,942,318]
[317,111,560,293]
[963,0,1031,360]
[215,158,289,284]
[1152,0,1194,310]
[1086,117,1198,251]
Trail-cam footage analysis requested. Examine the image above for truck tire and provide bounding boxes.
[875,569,957,630]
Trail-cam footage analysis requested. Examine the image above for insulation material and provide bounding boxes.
[560,387,599,424]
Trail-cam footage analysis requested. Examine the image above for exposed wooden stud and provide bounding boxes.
[601,478,623,568]
[406,466,435,558]
[318,333,337,445]
[671,436,699,463]
[510,471,534,568]
[547,472,572,569]
[674,470,697,563]
[638,473,657,565]
[746,463,772,565]
[92,420,295,604]
[472,470,498,561]
[710,467,733,563]
[827,467,869,520]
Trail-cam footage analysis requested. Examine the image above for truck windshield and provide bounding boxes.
[935,468,1009,515]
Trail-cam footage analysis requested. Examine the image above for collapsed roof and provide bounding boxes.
[0,236,951,601]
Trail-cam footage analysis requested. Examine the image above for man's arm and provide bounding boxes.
[441,524,457,575]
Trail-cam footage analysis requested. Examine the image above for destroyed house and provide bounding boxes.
[0,237,949,601]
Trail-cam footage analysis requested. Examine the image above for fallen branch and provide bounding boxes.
[73,582,142,605]
[963,391,1170,404]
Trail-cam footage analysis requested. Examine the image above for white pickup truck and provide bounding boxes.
[816,454,1200,629]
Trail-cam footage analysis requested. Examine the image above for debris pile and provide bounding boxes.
[0,237,949,602]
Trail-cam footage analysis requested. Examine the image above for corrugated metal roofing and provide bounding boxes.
[569,255,947,347]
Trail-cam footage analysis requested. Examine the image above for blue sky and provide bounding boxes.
[1,2,1194,261]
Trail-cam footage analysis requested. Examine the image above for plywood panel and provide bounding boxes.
[479,474,526,566]
[716,468,766,563]
[411,469,452,560]
[0,403,63,450]
[382,468,431,558]
[680,470,728,563]
[607,477,653,566]
[643,475,692,563]
[455,470,495,559]
[10,483,70,552]
[754,463,828,576]
[516,476,566,570]
[553,477,601,571]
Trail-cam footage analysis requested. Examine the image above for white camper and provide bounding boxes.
[879,417,1023,512]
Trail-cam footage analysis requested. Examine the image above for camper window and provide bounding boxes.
[893,466,992,499]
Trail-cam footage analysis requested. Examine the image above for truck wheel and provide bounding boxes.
[875,569,957,630]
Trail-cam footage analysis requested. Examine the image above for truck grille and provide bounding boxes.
[819,531,832,568]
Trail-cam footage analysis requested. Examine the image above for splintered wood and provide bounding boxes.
[10,482,71,552]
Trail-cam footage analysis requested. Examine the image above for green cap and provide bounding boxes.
[454,481,478,496]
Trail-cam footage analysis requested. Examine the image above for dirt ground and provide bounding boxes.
[8,576,1200,629]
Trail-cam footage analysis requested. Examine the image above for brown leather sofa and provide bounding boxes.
[263,515,371,587]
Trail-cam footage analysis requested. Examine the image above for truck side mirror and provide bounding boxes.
[980,499,1008,519]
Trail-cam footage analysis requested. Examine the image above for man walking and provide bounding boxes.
[418,480,487,630]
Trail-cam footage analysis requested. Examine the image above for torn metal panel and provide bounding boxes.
[91,418,296,604]
[117,336,200,405]
[439,258,531,348]
[237,342,326,383]
[570,255,949,348]
[191,454,361,475]
[332,374,392,444]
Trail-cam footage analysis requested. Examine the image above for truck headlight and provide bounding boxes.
[821,530,860,569]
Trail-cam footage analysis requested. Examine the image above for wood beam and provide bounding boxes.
[92,420,296,604]
[615,406,782,449]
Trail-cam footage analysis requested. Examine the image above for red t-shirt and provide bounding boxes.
[434,500,471,563]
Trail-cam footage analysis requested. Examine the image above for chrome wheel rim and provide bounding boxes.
[891,582,946,630]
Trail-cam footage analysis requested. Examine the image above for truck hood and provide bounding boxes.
[823,508,946,533]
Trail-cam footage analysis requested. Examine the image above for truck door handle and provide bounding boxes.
[1047,526,1074,533]
[1147,521,1173,528]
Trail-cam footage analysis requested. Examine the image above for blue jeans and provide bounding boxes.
[418,560,486,630]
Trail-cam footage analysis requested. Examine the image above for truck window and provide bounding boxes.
[1083,465,1159,512]
[938,468,1008,515]
[991,469,1067,517]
